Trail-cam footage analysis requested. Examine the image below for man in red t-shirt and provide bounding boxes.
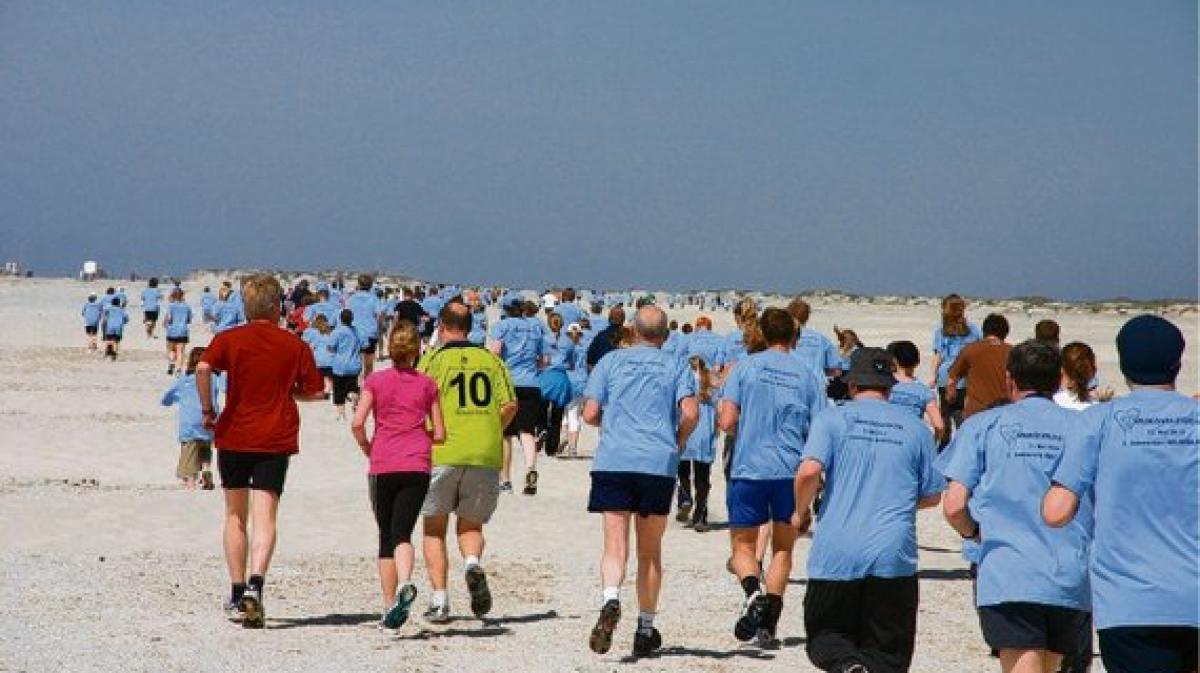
[197,273,325,629]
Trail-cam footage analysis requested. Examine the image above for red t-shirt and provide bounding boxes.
[202,321,324,454]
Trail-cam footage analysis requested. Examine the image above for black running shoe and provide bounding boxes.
[239,587,265,629]
[632,627,662,657]
[734,593,768,641]
[675,500,692,523]
[465,565,492,618]
[523,470,538,495]
[589,600,621,654]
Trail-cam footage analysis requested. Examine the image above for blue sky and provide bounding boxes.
[1,2,1195,299]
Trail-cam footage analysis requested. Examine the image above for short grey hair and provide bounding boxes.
[634,306,669,340]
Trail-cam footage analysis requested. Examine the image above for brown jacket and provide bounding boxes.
[948,339,1012,418]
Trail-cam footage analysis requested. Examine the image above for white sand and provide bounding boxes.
[2,277,1195,672]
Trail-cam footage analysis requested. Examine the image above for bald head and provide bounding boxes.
[634,306,669,343]
[439,301,472,338]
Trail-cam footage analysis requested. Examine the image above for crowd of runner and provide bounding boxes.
[79,274,1197,673]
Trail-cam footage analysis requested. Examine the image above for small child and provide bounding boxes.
[330,308,364,420]
[162,347,223,489]
[302,313,335,398]
[677,355,718,532]
[102,297,129,360]
[886,340,946,444]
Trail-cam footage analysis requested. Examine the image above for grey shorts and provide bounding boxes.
[420,466,500,523]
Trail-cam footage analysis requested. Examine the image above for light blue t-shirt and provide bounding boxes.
[302,327,335,369]
[164,302,193,339]
[82,300,103,327]
[932,323,982,388]
[889,380,936,418]
[803,399,943,580]
[468,310,488,345]
[421,295,445,322]
[490,317,545,387]
[1052,389,1199,629]
[547,333,575,371]
[724,330,747,366]
[161,373,224,442]
[200,291,216,318]
[141,287,163,312]
[304,300,340,327]
[792,328,841,375]
[585,345,696,478]
[554,302,584,328]
[213,300,242,333]
[102,305,128,335]
[933,440,982,565]
[685,330,727,369]
[682,396,718,464]
[329,325,362,376]
[347,291,382,340]
[941,397,1091,610]
[724,349,828,480]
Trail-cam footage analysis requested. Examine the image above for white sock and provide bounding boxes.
[637,610,656,634]
[602,586,620,603]
[432,590,448,607]
[464,555,481,570]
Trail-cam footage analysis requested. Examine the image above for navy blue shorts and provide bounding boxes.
[1099,626,1198,673]
[727,478,795,528]
[588,471,675,518]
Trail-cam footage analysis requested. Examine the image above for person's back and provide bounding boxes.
[330,324,362,377]
[302,327,334,369]
[348,290,381,341]
[104,302,128,334]
[888,380,935,419]
[725,349,826,480]
[793,327,840,376]
[685,327,726,370]
[363,366,438,474]
[83,297,102,326]
[492,315,544,386]
[952,339,1012,417]
[804,399,939,579]
[163,371,223,442]
[419,341,515,469]
[165,301,192,339]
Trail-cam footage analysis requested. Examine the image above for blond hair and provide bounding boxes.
[388,321,421,364]
[241,273,282,321]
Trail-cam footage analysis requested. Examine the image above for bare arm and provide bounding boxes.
[499,401,518,429]
[927,354,942,388]
[350,388,374,456]
[582,399,602,427]
[791,459,824,533]
[196,362,216,429]
[488,341,503,357]
[942,481,978,538]
[676,396,699,451]
[717,399,739,434]
[430,399,446,444]
[925,399,946,443]
[1042,484,1080,528]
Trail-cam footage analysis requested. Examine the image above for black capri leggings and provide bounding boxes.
[332,374,360,406]
[369,472,431,558]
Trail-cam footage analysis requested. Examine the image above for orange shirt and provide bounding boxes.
[201,321,324,453]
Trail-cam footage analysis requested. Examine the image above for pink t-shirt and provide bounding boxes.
[363,367,438,475]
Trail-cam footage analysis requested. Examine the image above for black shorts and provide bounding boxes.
[85,325,98,335]
[978,602,1092,654]
[318,366,333,379]
[332,374,360,405]
[144,310,159,322]
[369,472,432,557]
[217,450,290,495]
[504,386,542,437]
[803,575,919,673]
[1099,626,1198,673]
[105,333,123,342]
[360,337,379,354]
[166,335,189,344]
[588,471,675,517]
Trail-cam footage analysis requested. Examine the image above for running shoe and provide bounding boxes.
[588,599,621,654]
[423,603,450,624]
[631,627,663,657]
[167,364,174,375]
[675,499,693,524]
[223,599,245,622]
[382,583,419,629]
[753,628,780,649]
[499,481,513,493]
[239,586,265,629]
[465,566,492,618]
[522,470,538,496]
[734,592,768,642]
[201,470,215,491]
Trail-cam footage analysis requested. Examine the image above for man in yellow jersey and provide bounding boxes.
[418,301,517,623]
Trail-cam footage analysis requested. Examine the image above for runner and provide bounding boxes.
[886,340,946,443]
[677,355,717,532]
[929,294,982,446]
[162,347,222,490]
[82,292,103,352]
[561,323,588,458]
[351,322,444,630]
[303,286,339,328]
[941,341,1092,673]
[418,302,517,623]
[538,313,574,458]
[585,306,626,369]
[582,305,699,658]
[140,278,163,339]
[786,298,843,378]
[213,286,242,334]
[489,295,545,494]
[946,314,1012,418]
[1043,315,1198,673]
[101,295,128,360]
[794,347,943,672]
[196,273,325,629]
[684,316,727,370]
[554,288,584,328]
[163,287,192,376]
[330,309,364,421]
[200,286,217,329]
[347,274,384,377]
[718,308,826,647]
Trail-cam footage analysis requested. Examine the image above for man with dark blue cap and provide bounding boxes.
[1043,314,1198,673]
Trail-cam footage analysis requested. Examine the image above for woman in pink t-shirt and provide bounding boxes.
[351,323,444,630]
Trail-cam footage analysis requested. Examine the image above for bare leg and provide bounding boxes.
[999,649,1058,673]
[456,518,485,559]
[764,523,797,595]
[222,489,250,584]
[520,432,537,472]
[600,512,630,590]
[633,515,667,612]
[422,515,449,591]
[501,439,513,483]
[378,559,397,610]
[730,528,760,584]
[248,489,280,576]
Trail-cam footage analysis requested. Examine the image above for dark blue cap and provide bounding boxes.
[1116,314,1185,385]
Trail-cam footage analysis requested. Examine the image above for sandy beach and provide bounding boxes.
[2,277,1195,672]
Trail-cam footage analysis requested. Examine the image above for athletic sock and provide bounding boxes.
[602,586,620,603]
[764,594,784,632]
[636,610,656,635]
[464,555,481,570]
[740,575,761,598]
[432,590,448,607]
[248,575,264,592]
[231,583,247,604]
